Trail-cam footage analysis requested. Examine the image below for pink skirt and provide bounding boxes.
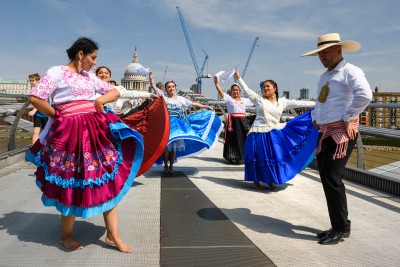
[26,103,144,218]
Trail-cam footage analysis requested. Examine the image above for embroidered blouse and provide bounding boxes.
[30,65,114,104]
[164,95,192,111]
[237,78,315,133]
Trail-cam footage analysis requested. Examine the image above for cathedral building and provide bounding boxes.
[120,47,149,92]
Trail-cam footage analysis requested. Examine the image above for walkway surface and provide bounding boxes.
[0,140,399,267]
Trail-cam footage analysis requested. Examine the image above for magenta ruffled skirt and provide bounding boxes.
[26,107,143,218]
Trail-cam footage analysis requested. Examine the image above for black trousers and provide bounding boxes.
[316,134,357,232]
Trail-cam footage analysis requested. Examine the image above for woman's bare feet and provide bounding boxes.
[163,164,168,174]
[59,236,83,250]
[105,236,133,253]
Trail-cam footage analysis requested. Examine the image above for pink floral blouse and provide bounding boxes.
[30,65,114,104]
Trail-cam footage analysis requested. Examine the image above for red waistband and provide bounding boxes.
[229,113,246,118]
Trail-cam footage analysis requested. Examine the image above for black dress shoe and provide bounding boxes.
[317,228,350,239]
[316,228,332,239]
[318,230,347,245]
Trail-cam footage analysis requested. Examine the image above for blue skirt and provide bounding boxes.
[156,110,223,165]
[244,110,318,184]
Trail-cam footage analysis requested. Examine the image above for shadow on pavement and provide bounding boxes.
[198,207,319,241]
[0,212,106,251]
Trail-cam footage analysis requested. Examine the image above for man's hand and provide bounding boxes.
[345,118,359,140]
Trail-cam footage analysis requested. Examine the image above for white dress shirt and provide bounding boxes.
[311,59,372,124]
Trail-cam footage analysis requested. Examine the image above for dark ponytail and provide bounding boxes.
[66,37,99,60]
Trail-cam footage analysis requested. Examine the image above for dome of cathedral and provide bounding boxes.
[120,47,149,91]
[123,47,147,81]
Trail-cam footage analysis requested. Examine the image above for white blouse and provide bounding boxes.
[237,78,315,133]
[222,94,253,114]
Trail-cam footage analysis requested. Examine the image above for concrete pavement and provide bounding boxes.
[0,140,399,266]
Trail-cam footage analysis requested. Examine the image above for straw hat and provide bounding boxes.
[302,33,361,56]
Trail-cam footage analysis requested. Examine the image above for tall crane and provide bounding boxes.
[242,36,259,78]
[176,6,210,94]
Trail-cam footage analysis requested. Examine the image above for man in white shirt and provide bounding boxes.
[302,33,372,245]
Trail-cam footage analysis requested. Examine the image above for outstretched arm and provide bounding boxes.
[234,69,258,101]
[148,70,158,93]
[192,101,214,110]
[213,76,225,99]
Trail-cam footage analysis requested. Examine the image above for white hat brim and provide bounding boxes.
[302,40,361,56]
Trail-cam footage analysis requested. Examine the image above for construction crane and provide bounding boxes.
[242,36,259,78]
[176,6,210,94]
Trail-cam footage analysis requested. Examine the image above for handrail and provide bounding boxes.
[8,100,31,150]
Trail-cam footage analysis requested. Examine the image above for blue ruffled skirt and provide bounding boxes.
[244,110,318,184]
[156,110,223,164]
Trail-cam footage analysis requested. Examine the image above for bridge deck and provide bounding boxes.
[0,140,399,266]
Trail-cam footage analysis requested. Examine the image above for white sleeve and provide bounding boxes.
[285,98,315,109]
[343,67,372,121]
[236,78,259,102]
[120,89,152,99]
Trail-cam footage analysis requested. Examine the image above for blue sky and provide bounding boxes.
[1,0,399,99]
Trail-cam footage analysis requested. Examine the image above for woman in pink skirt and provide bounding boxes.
[26,37,144,253]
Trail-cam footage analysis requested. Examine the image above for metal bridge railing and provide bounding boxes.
[0,94,32,155]
[1,92,399,195]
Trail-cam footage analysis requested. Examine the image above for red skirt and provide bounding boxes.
[120,97,170,176]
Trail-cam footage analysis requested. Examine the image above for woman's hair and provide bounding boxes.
[165,80,177,89]
[28,73,40,81]
[260,79,279,99]
[230,83,240,91]
[66,37,99,60]
[95,66,111,76]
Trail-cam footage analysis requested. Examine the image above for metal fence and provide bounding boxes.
[0,94,32,154]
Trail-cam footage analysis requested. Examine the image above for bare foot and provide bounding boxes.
[168,166,174,174]
[105,236,132,253]
[60,236,83,250]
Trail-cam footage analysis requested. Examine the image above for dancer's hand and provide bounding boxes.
[94,99,104,113]
[234,69,241,80]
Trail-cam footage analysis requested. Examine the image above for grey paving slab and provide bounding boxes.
[0,140,399,267]
[0,161,160,267]
[183,141,400,267]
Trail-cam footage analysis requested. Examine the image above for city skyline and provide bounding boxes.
[1,0,400,99]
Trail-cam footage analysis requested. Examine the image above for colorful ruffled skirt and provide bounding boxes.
[244,110,318,184]
[26,103,144,218]
[155,109,223,165]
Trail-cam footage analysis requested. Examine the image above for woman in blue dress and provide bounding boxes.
[234,70,318,190]
[160,81,223,174]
